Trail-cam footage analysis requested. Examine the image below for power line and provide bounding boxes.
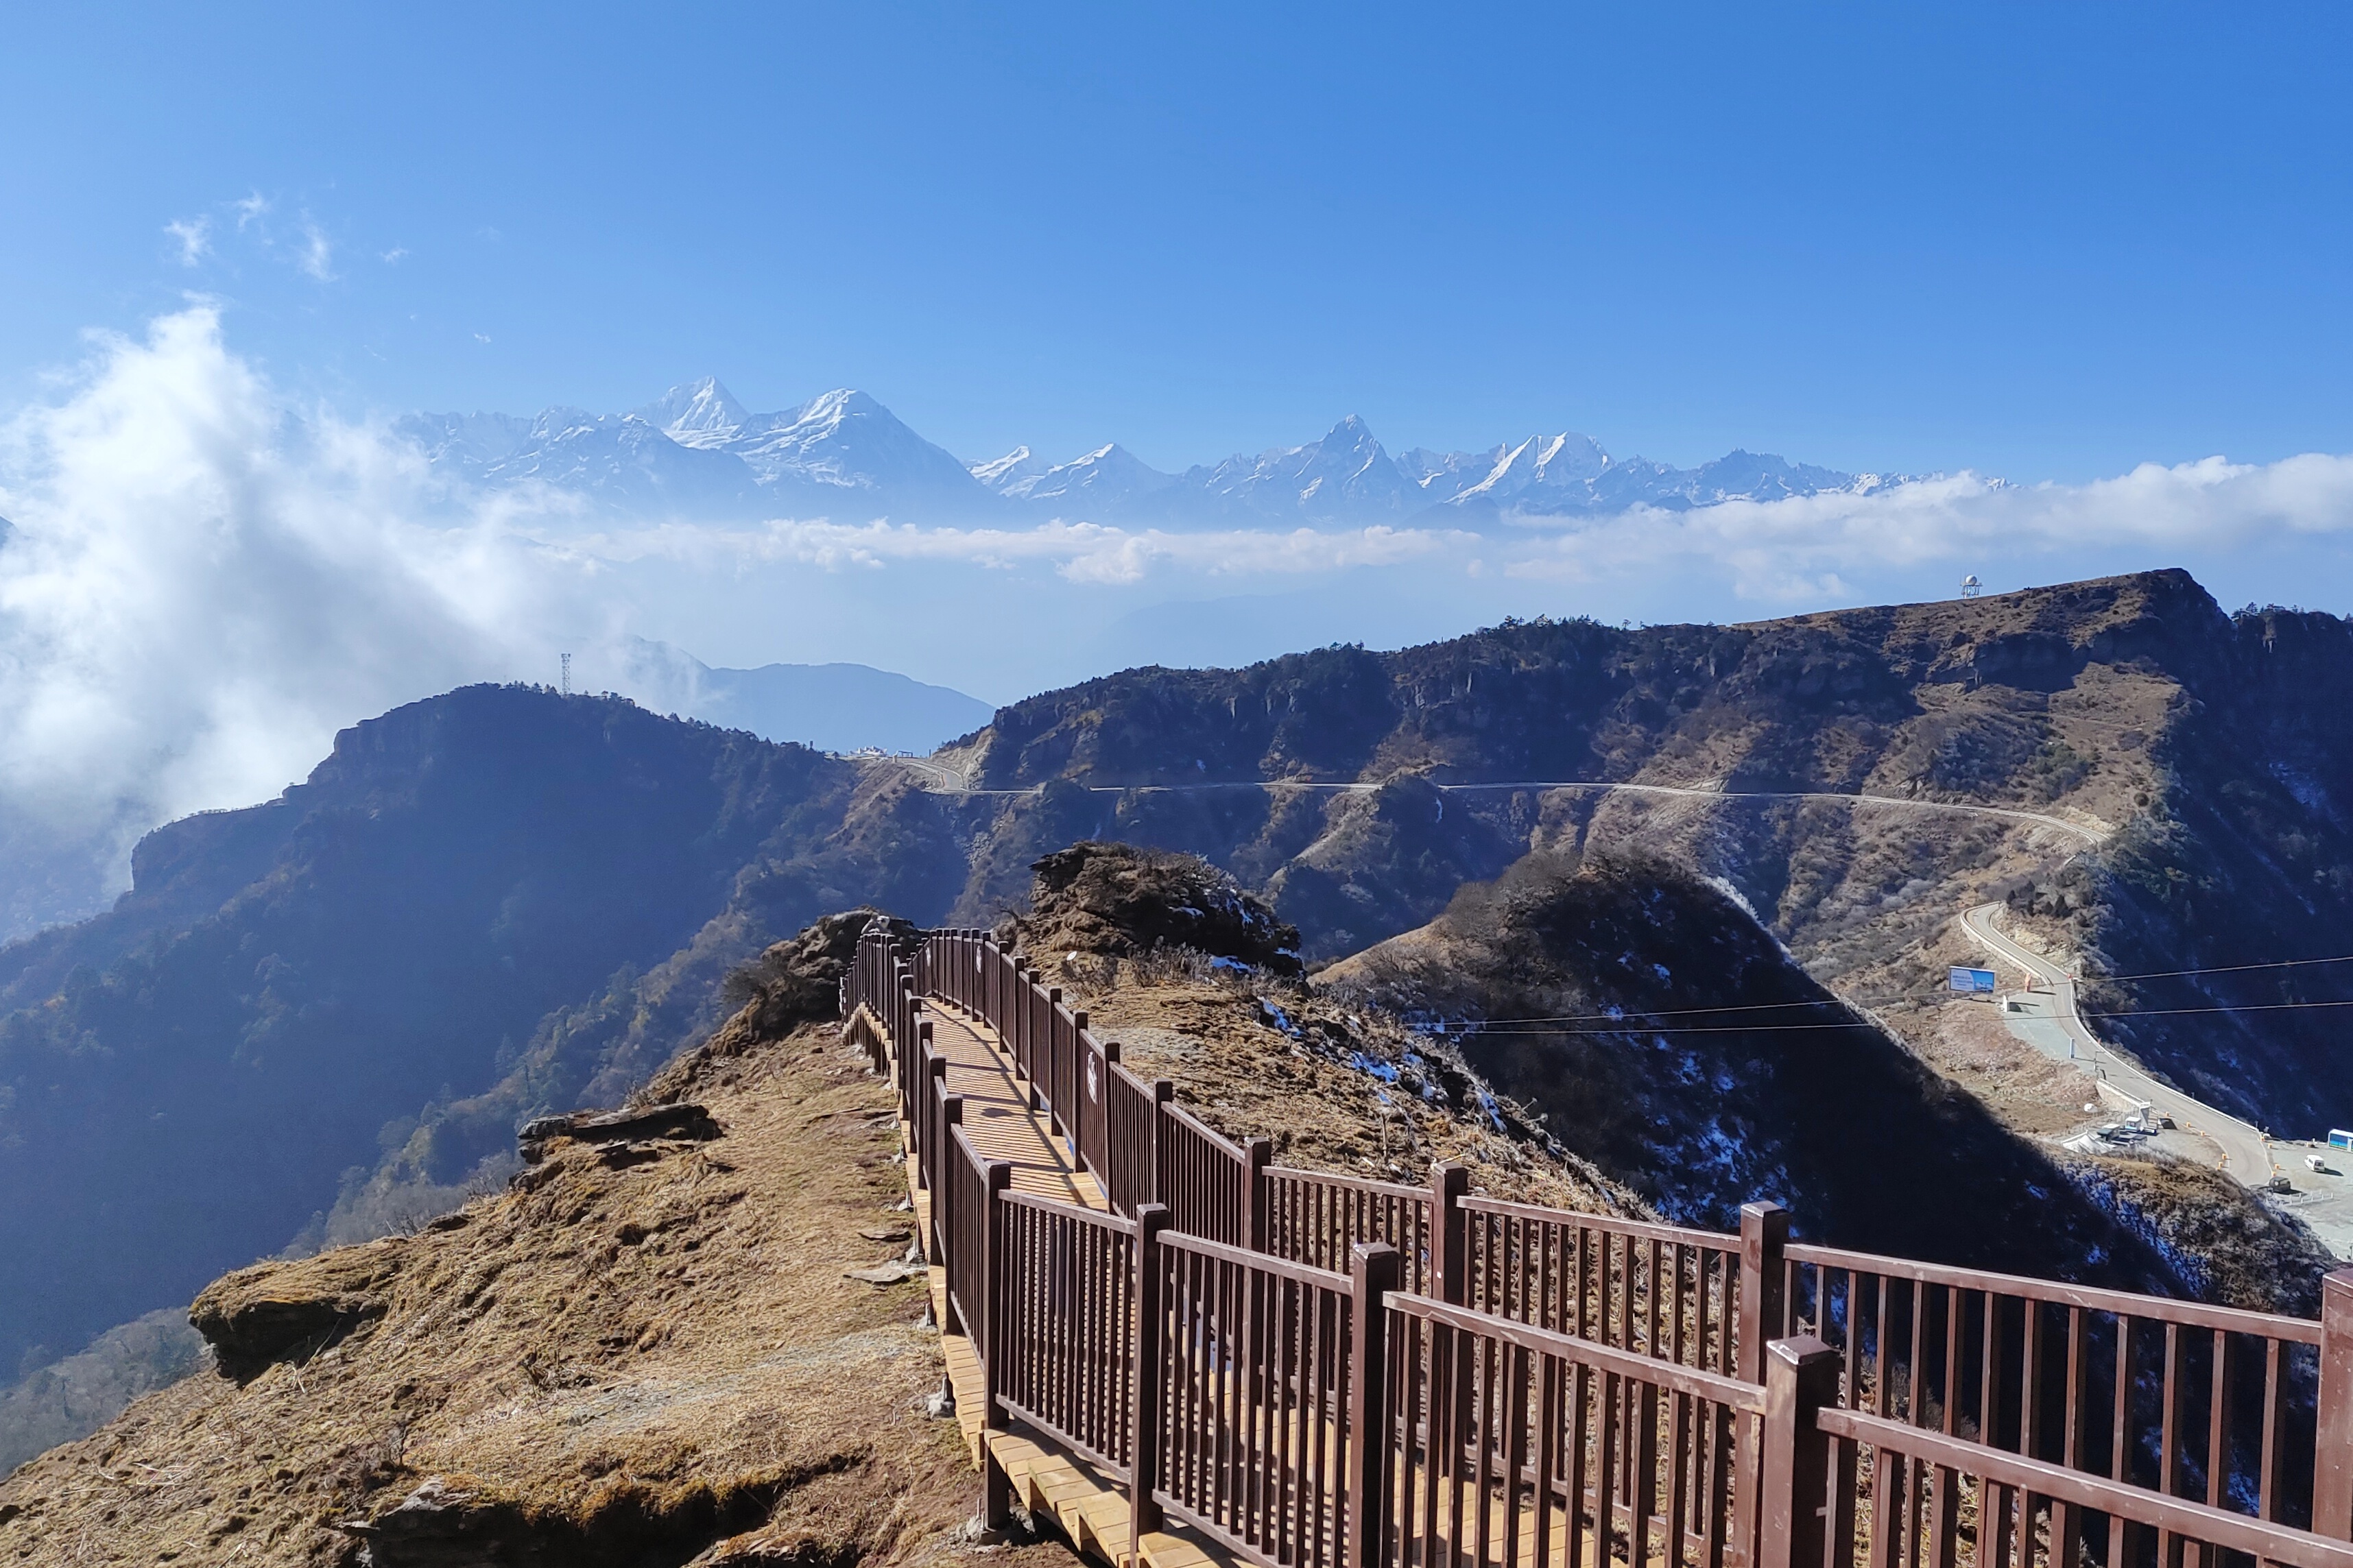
[1446,1019,1896,1037]
[1437,996,1903,1027]
[2073,952,2353,985]
[1420,947,2353,1031]
[2079,997,2353,1020]
[1429,989,2353,1037]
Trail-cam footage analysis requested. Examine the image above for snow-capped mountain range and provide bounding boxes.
[399,377,1907,526]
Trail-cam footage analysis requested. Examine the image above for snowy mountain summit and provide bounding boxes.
[403,377,1905,525]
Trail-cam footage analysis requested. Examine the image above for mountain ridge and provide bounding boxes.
[402,375,1911,524]
[10,566,2348,1475]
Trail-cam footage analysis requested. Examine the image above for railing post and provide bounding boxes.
[1047,987,1067,1141]
[938,1096,964,1314]
[1131,1203,1171,1547]
[1010,958,1028,1069]
[981,1157,1014,1529]
[1738,1201,1791,1382]
[1757,1334,1840,1568]
[1432,1161,1470,1304]
[1149,1079,1173,1209]
[1072,1009,1091,1160]
[2319,1268,2353,1540]
[924,1054,948,1233]
[1243,1137,1271,1252]
[1349,1241,1402,1568]
[1734,1200,1791,1567]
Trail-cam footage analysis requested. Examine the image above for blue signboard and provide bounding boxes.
[1948,967,1998,995]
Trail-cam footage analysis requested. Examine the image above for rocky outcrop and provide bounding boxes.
[516,1102,723,1163]
[999,841,1302,974]
[189,1239,409,1382]
[721,908,911,1041]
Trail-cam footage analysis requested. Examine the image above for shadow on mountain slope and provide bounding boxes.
[1322,849,2296,1297]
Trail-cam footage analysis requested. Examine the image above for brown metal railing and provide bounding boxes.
[1160,1102,1262,1248]
[1103,1059,1171,1216]
[839,919,2353,1568]
[1782,1240,2339,1549]
[1147,1230,1365,1568]
[1265,1166,1435,1296]
[1813,1392,2353,1568]
[945,1120,1001,1347]
[1375,1288,1767,1568]
[1459,1194,1747,1379]
[999,1190,1139,1479]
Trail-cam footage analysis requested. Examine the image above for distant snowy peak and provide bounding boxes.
[971,445,1044,488]
[404,379,1907,525]
[634,377,752,448]
[1396,431,1613,507]
[983,442,1175,505]
[540,382,986,497]
[1192,415,1414,519]
[728,389,981,494]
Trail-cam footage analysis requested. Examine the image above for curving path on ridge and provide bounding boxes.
[884,758,2111,845]
[1961,902,2278,1187]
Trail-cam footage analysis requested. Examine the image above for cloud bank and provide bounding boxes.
[3,305,2352,936]
[0,308,580,932]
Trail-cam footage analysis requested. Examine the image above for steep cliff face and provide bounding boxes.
[0,688,854,1381]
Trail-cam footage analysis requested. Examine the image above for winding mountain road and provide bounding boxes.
[1961,903,2278,1187]
[884,760,2111,843]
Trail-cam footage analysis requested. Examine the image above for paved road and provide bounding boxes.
[1960,903,2278,1187]
[879,760,2110,844]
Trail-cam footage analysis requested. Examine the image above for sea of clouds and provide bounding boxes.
[4,304,2352,938]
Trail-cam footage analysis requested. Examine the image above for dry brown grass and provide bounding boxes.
[0,1012,1069,1568]
[1041,953,1642,1214]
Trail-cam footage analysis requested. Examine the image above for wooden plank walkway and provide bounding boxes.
[881,999,1221,1568]
[921,1000,1107,1210]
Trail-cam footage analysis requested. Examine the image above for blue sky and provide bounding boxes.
[10,2,2353,932]
[5,3,2352,480]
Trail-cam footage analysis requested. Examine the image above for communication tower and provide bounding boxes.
[1960,575,1982,599]
[560,652,571,695]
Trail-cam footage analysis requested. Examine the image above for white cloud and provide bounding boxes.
[1492,457,2353,603]
[382,247,409,264]
[556,515,1475,588]
[163,217,211,267]
[232,192,270,230]
[296,217,335,280]
[0,307,581,926]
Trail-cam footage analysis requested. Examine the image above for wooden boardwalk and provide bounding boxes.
[921,1000,1107,1210]
[887,1000,1224,1568]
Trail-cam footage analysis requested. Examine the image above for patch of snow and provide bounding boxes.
[1258,1000,1306,1039]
